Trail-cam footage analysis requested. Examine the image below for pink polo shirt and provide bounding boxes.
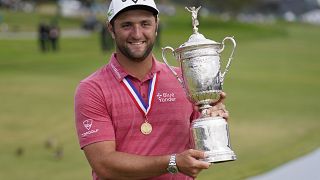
[75,54,198,180]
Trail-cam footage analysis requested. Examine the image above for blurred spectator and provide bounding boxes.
[100,23,113,52]
[82,14,99,31]
[38,22,49,52]
[49,22,60,51]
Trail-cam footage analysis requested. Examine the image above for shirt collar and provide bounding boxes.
[108,53,161,82]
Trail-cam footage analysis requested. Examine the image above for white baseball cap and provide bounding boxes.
[107,0,159,23]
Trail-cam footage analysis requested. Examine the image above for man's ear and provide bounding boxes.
[107,23,115,39]
[155,19,159,36]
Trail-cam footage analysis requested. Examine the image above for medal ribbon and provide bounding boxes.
[121,73,158,117]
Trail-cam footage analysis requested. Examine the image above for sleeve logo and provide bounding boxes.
[83,119,93,130]
[81,119,99,137]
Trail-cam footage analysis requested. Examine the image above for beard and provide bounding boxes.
[116,40,155,62]
[116,33,155,62]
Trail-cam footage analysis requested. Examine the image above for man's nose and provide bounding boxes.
[131,25,143,39]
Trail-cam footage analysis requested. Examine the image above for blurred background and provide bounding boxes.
[0,0,320,179]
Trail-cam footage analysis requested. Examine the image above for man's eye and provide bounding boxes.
[142,23,151,27]
[121,24,131,28]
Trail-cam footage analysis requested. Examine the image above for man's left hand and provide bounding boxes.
[208,92,229,120]
[194,92,229,120]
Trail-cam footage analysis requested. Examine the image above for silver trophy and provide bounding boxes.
[162,6,237,163]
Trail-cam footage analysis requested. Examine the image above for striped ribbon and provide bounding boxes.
[121,73,158,116]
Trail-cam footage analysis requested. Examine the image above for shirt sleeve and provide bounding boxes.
[74,81,115,149]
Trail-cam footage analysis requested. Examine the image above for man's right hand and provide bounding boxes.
[176,149,211,178]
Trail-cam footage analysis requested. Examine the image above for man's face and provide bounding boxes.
[110,9,158,62]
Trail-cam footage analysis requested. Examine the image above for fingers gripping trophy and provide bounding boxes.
[162,6,237,163]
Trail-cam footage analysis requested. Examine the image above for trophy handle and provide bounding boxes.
[218,37,237,83]
[161,46,184,85]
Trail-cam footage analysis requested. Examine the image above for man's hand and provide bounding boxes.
[194,92,229,120]
[208,92,229,120]
[176,149,211,178]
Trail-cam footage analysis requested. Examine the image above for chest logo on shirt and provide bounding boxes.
[156,92,176,103]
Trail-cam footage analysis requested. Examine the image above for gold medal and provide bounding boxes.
[141,122,152,135]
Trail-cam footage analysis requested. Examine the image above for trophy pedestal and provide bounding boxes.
[205,150,236,163]
[191,116,237,163]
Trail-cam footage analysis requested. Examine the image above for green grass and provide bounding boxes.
[0,8,320,180]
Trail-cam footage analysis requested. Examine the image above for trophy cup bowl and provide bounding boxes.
[162,7,237,163]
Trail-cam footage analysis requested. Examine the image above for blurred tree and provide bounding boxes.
[163,0,260,17]
[191,0,202,7]
[209,0,258,17]
[80,0,95,7]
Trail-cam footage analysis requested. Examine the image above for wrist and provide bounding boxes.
[167,154,179,174]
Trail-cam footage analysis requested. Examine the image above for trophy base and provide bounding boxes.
[191,116,237,163]
[204,150,237,163]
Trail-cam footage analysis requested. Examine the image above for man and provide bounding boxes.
[74,0,229,179]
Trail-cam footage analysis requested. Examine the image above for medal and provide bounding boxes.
[122,73,158,135]
[140,121,152,135]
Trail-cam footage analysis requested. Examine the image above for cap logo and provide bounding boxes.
[122,0,139,3]
[107,9,114,19]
